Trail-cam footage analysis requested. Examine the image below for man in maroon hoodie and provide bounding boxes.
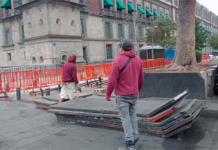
[60,54,79,103]
[106,41,144,150]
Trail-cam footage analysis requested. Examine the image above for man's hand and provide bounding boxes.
[106,96,111,101]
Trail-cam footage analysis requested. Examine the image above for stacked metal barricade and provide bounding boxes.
[50,90,206,138]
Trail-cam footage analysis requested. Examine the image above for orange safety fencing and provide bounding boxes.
[77,63,112,81]
[142,58,171,68]
[0,58,171,94]
[201,54,210,63]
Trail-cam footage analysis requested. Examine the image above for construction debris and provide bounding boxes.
[94,87,106,95]
[50,90,206,138]
[34,92,93,110]
[34,99,57,110]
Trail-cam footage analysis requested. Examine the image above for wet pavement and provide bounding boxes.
[1,100,218,150]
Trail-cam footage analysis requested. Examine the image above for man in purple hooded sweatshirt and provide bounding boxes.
[106,41,144,150]
[60,54,79,103]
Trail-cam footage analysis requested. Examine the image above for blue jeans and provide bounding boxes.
[116,95,139,142]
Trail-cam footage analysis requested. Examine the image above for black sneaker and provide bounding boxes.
[134,138,139,145]
[126,141,136,150]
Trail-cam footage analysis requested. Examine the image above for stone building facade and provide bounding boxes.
[0,0,217,66]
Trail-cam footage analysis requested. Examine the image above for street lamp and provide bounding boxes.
[146,26,158,45]
[133,8,138,54]
[146,25,158,59]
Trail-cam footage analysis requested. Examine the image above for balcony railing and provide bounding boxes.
[101,9,147,22]
[101,9,116,18]
[0,9,21,20]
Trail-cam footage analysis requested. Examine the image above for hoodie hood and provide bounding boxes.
[120,50,136,58]
[68,54,77,63]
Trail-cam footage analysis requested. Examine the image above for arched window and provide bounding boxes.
[56,18,61,25]
[39,19,44,25]
[32,57,37,63]
[28,22,32,28]
[71,20,75,26]
[62,55,67,61]
[39,56,44,63]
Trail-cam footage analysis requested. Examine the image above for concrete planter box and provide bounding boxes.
[140,70,215,99]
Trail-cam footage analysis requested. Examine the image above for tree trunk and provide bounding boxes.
[175,0,197,67]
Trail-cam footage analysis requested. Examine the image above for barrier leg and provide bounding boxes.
[58,85,61,92]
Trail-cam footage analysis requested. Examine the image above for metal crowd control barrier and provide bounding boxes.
[0,58,171,95]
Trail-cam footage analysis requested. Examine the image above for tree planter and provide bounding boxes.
[140,70,215,99]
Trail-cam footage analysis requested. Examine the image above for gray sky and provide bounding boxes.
[197,0,218,15]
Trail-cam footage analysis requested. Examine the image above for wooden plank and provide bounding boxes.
[34,99,57,110]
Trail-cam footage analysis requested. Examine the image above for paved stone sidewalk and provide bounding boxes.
[0,100,218,150]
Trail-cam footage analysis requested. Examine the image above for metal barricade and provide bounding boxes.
[0,59,171,94]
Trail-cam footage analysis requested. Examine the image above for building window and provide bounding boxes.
[128,24,134,39]
[174,0,179,6]
[4,28,13,46]
[28,22,32,28]
[39,56,44,63]
[56,18,61,25]
[62,55,67,62]
[146,2,151,8]
[71,20,75,26]
[24,51,26,59]
[80,18,87,36]
[19,22,25,43]
[117,23,125,39]
[105,22,113,38]
[159,7,164,13]
[138,26,144,39]
[165,9,170,16]
[152,4,157,10]
[39,19,44,25]
[106,44,113,59]
[32,57,37,64]
[7,53,12,61]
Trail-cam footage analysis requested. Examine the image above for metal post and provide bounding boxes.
[16,88,21,101]
[151,18,154,59]
[45,88,50,96]
[58,84,61,92]
[40,88,44,97]
[151,28,154,59]
[133,5,138,53]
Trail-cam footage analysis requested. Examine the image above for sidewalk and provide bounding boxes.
[1,96,218,150]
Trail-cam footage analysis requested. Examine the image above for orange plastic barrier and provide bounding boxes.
[142,58,171,68]
[201,54,210,63]
[0,58,171,93]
